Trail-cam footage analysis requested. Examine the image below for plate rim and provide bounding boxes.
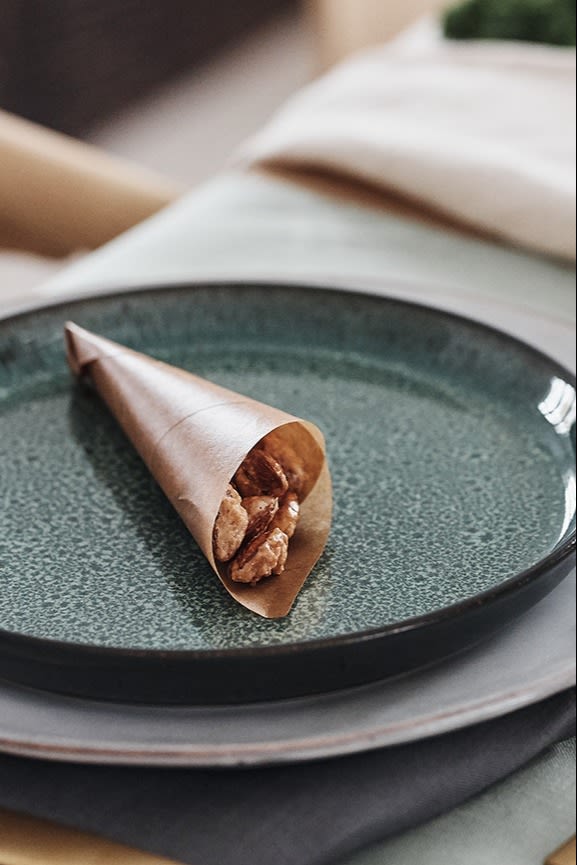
[0,587,574,766]
[0,664,575,766]
[0,279,575,666]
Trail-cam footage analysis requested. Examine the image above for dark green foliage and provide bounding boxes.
[444,0,577,46]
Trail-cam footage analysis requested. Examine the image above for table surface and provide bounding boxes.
[4,169,576,865]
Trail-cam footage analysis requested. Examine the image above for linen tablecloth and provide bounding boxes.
[2,170,576,864]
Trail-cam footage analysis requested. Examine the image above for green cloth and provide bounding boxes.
[43,171,576,864]
[352,739,576,865]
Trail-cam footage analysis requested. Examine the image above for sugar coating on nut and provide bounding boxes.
[263,437,308,496]
[213,485,249,563]
[243,496,279,542]
[272,493,300,540]
[213,435,309,585]
[230,528,289,585]
[233,449,289,498]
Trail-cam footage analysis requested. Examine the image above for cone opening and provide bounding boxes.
[211,421,328,602]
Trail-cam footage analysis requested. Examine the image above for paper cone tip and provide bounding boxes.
[65,322,128,378]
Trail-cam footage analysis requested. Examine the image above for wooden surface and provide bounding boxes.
[0,111,179,258]
[310,0,447,69]
[548,837,577,865]
[0,809,181,865]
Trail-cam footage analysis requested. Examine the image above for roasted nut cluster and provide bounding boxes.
[213,439,305,585]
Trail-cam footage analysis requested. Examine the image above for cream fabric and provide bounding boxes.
[241,20,577,261]
[0,253,67,310]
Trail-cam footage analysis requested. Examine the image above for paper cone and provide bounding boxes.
[65,323,332,618]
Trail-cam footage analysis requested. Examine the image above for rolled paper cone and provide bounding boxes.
[65,323,333,618]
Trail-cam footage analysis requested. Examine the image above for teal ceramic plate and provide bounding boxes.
[0,283,575,704]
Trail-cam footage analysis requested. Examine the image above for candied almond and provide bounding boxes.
[230,528,289,585]
[272,493,300,540]
[263,436,308,495]
[213,485,249,563]
[243,496,279,542]
[234,449,289,498]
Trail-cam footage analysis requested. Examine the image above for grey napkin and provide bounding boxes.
[0,689,574,865]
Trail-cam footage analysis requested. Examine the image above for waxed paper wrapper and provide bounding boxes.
[65,323,333,619]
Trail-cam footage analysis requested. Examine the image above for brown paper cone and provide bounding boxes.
[65,323,332,618]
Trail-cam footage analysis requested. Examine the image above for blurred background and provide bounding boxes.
[3,0,573,186]
[0,0,575,290]
[1,0,306,184]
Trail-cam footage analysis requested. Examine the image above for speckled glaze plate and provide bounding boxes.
[0,283,575,705]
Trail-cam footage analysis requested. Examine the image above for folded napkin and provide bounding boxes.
[241,19,577,262]
[0,690,573,865]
